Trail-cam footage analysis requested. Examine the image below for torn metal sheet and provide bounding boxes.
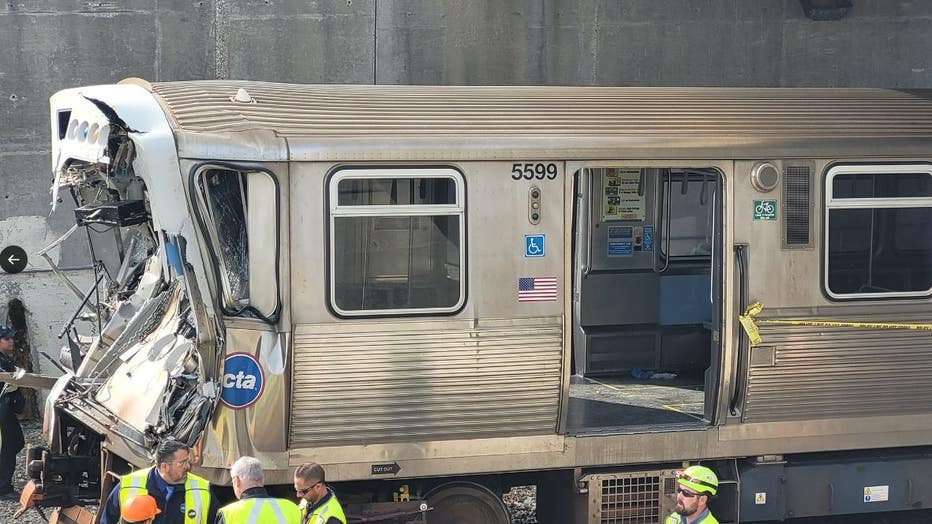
[33,83,223,512]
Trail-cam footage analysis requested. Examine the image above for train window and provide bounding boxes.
[329,168,466,316]
[659,170,717,259]
[337,177,457,206]
[195,167,281,321]
[824,164,932,299]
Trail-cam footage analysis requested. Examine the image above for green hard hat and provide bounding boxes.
[677,465,718,495]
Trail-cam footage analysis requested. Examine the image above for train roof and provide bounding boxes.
[129,79,932,161]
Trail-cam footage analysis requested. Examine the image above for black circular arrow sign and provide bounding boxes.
[0,245,27,274]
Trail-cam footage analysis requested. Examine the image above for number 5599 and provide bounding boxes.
[511,163,558,180]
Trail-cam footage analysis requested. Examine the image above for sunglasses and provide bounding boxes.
[677,487,699,498]
[295,482,321,495]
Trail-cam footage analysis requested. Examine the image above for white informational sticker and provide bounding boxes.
[863,485,889,503]
[602,168,645,222]
[755,492,767,505]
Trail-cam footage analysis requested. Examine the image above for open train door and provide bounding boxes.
[568,164,725,434]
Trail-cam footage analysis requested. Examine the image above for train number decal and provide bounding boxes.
[511,162,558,180]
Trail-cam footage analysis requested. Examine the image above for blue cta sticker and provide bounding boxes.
[220,353,265,409]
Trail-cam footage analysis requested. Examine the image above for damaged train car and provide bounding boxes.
[21,79,932,523]
[27,83,237,515]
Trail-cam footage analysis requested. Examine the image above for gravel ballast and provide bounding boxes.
[0,419,48,524]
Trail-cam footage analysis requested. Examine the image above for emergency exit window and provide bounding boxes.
[328,168,466,316]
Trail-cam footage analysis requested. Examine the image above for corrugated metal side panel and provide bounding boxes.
[743,314,932,422]
[148,81,932,138]
[290,317,563,447]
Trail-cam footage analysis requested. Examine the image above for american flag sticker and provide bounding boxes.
[518,276,558,302]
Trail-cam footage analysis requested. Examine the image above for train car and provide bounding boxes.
[25,80,932,523]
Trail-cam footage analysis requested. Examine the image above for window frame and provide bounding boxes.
[328,167,467,317]
[190,163,282,323]
[657,169,719,262]
[823,163,932,300]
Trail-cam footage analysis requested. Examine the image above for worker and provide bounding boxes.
[293,462,346,524]
[665,465,719,524]
[216,456,300,523]
[0,325,25,500]
[100,438,218,524]
[121,494,161,524]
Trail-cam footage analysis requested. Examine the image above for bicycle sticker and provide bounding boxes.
[753,200,777,221]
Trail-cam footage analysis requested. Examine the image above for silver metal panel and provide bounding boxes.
[140,80,932,160]
[288,161,565,326]
[290,316,563,447]
[280,413,932,482]
[743,312,932,423]
[200,328,291,474]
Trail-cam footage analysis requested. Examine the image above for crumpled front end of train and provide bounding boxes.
[22,91,219,512]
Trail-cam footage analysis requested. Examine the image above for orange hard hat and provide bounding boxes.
[122,494,162,522]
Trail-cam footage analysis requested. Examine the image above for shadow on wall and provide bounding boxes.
[4,299,38,421]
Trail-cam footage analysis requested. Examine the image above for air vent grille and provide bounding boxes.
[599,475,662,523]
[784,165,812,247]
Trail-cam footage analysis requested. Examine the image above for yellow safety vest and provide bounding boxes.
[300,493,347,524]
[665,510,719,524]
[219,496,301,524]
[118,467,212,524]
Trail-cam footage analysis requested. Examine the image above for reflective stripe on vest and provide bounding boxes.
[186,473,211,524]
[307,495,347,524]
[220,497,301,524]
[118,468,212,524]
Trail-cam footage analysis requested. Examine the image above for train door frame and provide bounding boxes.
[564,160,728,434]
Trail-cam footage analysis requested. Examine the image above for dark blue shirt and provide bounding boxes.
[687,508,712,524]
[0,351,23,413]
[100,468,218,524]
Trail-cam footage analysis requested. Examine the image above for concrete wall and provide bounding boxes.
[0,270,95,408]
[1,0,931,388]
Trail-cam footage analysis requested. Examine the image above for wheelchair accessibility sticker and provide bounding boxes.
[525,235,545,257]
[221,353,265,409]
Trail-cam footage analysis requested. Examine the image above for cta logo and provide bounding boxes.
[220,353,265,409]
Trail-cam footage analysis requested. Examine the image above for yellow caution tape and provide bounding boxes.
[739,302,932,346]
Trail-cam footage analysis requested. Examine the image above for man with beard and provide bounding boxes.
[665,465,719,524]
[101,438,218,524]
[293,462,346,524]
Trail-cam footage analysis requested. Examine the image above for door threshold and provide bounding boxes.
[567,420,711,437]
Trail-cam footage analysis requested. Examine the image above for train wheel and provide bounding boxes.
[425,482,511,524]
